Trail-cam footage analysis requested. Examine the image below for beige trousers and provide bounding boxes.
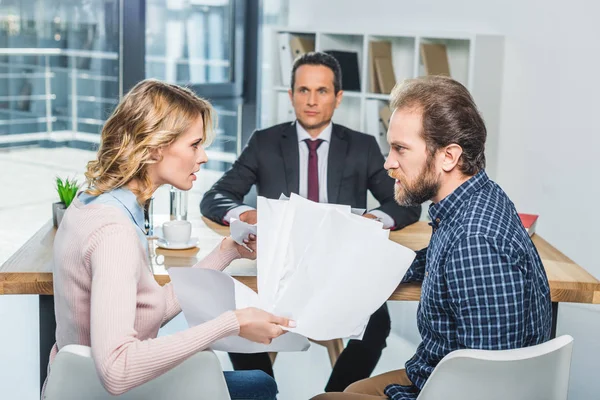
[310,369,413,399]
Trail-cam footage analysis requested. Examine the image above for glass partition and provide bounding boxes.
[0,0,120,146]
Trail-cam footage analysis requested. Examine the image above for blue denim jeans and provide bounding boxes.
[224,370,278,400]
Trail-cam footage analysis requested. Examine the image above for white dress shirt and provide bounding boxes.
[224,121,394,228]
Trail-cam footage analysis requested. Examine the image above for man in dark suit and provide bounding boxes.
[201,52,421,392]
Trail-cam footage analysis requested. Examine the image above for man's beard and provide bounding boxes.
[389,159,440,207]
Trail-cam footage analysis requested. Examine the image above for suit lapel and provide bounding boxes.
[280,122,300,196]
[327,124,349,204]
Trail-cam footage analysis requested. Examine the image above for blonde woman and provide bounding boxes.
[47,79,291,399]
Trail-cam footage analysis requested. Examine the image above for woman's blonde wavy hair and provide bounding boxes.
[85,79,215,203]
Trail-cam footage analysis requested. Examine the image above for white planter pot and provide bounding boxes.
[52,202,66,228]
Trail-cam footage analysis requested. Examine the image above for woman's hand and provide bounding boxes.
[220,235,257,260]
[234,307,296,344]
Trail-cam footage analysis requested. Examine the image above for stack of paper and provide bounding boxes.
[169,194,416,353]
[257,194,415,340]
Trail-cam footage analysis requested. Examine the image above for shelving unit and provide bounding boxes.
[268,27,504,179]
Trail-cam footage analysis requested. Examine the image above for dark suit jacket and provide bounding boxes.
[200,122,421,230]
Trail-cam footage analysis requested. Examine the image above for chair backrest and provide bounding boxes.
[43,345,231,400]
[417,335,574,400]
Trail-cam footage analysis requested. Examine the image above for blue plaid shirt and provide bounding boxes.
[385,170,552,400]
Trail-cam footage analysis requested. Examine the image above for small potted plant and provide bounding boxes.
[53,177,80,228]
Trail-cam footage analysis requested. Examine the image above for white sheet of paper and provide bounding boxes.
[169,267,310,353]
[257,196,289,310]
[281,193,363,215]
[261,195,362,311]
[230,218,257,247]
[270,202,414,340]
[266,197,297,305]
[279,193,362,215]
[273,195,382,306]
[253,194,412,340]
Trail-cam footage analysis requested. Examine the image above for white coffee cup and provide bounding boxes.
[162,220,192,244]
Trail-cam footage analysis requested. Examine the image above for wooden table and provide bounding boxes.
[2,217,599,390]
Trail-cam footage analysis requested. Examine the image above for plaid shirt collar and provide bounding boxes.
[428,169,489,229]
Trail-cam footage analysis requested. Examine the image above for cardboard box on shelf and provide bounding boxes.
[290,36,315,61]
[379,105,392,131]
[420,43,451,76]
[369,41,396,93]
[374,57,396,94]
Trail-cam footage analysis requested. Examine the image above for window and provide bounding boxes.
[0,0,120,146]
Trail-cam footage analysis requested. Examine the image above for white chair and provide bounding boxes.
[417,335,574,400]
[43,345,231,400]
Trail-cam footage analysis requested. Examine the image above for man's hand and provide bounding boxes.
[363,213,389,229]
[239,210,257,225]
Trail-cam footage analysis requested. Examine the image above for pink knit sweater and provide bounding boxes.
[47,197,241,395]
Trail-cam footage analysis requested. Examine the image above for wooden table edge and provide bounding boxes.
[3,272,600,304]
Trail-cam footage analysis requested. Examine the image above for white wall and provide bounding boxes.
[0,296,39,400]
[289,1,600,399]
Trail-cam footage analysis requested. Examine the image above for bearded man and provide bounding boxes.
[312,76,552,400]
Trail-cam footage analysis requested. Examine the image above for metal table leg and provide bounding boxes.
[39,295,56,392]
[551,301,559,339]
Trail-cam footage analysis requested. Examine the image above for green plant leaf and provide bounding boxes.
[55,176,81,207]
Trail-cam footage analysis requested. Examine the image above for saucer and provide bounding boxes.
[156,237,199,250]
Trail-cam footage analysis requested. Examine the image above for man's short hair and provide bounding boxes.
[290,51,342,94]
[390,76,487,176]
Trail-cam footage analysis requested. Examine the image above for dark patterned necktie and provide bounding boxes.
[304,139,324,202]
